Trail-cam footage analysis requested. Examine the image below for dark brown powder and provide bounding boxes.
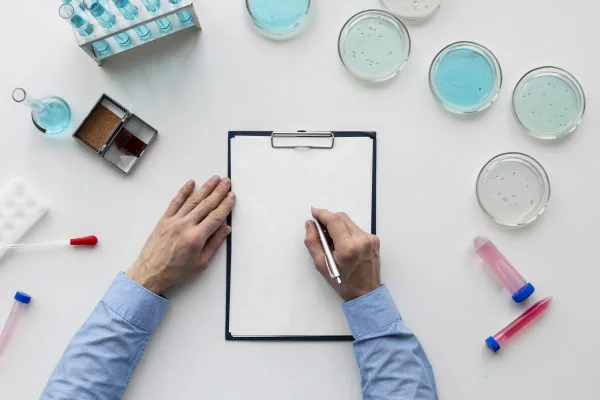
[75,105,122,151]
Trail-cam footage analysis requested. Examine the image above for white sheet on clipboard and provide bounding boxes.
[228,133,375,338]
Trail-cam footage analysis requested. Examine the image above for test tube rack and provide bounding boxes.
[70,0,201,65]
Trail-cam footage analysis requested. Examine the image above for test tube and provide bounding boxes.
[0,292,31,357]
[486,297,552,352]
[112,0,152,40]
[89,0,117,29]
[141,0,173,32]
[473,236,535,303]
[114,32,132,47]
[59,4,112,55]
[169,0,193,23]
[63,0,88,13]
[141,0,160,12]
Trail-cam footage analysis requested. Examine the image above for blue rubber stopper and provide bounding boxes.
[512,282,535,303]
[14,291,31,304]
[486,336,500,352]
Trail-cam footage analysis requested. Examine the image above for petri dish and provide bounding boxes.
[246,0,311,39]
[338,9,411,82]
[380,0,441,21]
[429,41,502,115]
[512,66,585,140]
[476,153,550,228]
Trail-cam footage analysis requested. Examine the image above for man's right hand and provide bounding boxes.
[304,208,381,302]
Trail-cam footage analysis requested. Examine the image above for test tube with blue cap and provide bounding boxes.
[141,0,173,32]
[0,291,31,357]
[58,4,112,57]
[111,0,152,41]
[474,236,535,303]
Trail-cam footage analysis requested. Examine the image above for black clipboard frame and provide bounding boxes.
[226,131,377,341]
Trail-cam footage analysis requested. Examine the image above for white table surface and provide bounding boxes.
[1,0,599,398]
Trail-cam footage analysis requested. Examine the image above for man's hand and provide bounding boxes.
[304,208,381,302]
[127,177,236,294]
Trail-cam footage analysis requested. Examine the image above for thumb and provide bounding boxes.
[304,220,329,278]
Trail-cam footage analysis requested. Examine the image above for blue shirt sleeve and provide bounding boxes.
[343,285,438,400]
[40,273,169,400]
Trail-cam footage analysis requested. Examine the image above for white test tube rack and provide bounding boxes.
[71,0,201,65]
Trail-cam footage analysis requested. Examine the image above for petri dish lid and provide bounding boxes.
[246,0,311,39]
[429,41,502,115]
[380,0,441,21]
[476,153,550,227]
[338,9,411,82]
[512,66,585,140]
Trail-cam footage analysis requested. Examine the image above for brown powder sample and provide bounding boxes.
[75,105,122,151]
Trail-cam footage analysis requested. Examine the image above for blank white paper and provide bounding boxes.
[229,134,374,337]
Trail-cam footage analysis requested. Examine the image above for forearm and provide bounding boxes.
[344,286,438,400]
[41,273,169,400]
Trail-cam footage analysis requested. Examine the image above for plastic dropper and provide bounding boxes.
[0,236,98,250]
[486,297,553,352]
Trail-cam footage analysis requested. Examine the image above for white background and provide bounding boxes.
[0,0,598,398]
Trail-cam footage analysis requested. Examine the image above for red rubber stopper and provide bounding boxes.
[70,236,98,246]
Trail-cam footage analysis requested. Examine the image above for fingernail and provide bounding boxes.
[305,220,310,229]
[227,192,235,199]
[187,179,195,186]
[223,177,231,185]
[210,175,220,182]
[224,226,232,235]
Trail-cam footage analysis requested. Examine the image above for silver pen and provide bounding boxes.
[312,216,342,284]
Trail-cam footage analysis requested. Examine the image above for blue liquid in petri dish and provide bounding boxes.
[430,42,502,114]
[246,0,311,38]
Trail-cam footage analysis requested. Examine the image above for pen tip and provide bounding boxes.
[335,277,341,284]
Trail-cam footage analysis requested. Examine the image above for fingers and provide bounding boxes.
[197,225,232,268]
[196,191,236,241]
[177,176,222,217]
[188,177,232,223]
[304,220,329,278]
[311,208,351,244]
[164,180,195,218]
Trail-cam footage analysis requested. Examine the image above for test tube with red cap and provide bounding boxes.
[473,236,535,303]
[0,291,31,357]
[486,297,552,352]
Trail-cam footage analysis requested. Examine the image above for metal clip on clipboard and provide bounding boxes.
[271,131,335,150]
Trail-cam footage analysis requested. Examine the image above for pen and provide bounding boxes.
[312,216,342,284]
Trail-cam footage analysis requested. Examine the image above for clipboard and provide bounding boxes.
[226,131,377,341]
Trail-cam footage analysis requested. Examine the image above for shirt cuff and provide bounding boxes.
[343,285,401,338]
[101,272,170,333]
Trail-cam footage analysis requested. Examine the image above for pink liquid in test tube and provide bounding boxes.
[0,291,31,357]
[474,236,535,303]
[486,297,553,352]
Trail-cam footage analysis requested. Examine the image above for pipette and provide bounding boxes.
[474,236,535,303]
[0,235,98,250]
[0,292,31,357]
[486,297,552,352]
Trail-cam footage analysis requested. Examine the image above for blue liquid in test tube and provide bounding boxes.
[71,15,94,35]
[113,0,137,19]
[141,0,160,12]
[89,1,117,29]
[141,0,172,32]
[169,0,193,23]
[114,32,132,47]
[112,0,152,40]
[59,3,111,55]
